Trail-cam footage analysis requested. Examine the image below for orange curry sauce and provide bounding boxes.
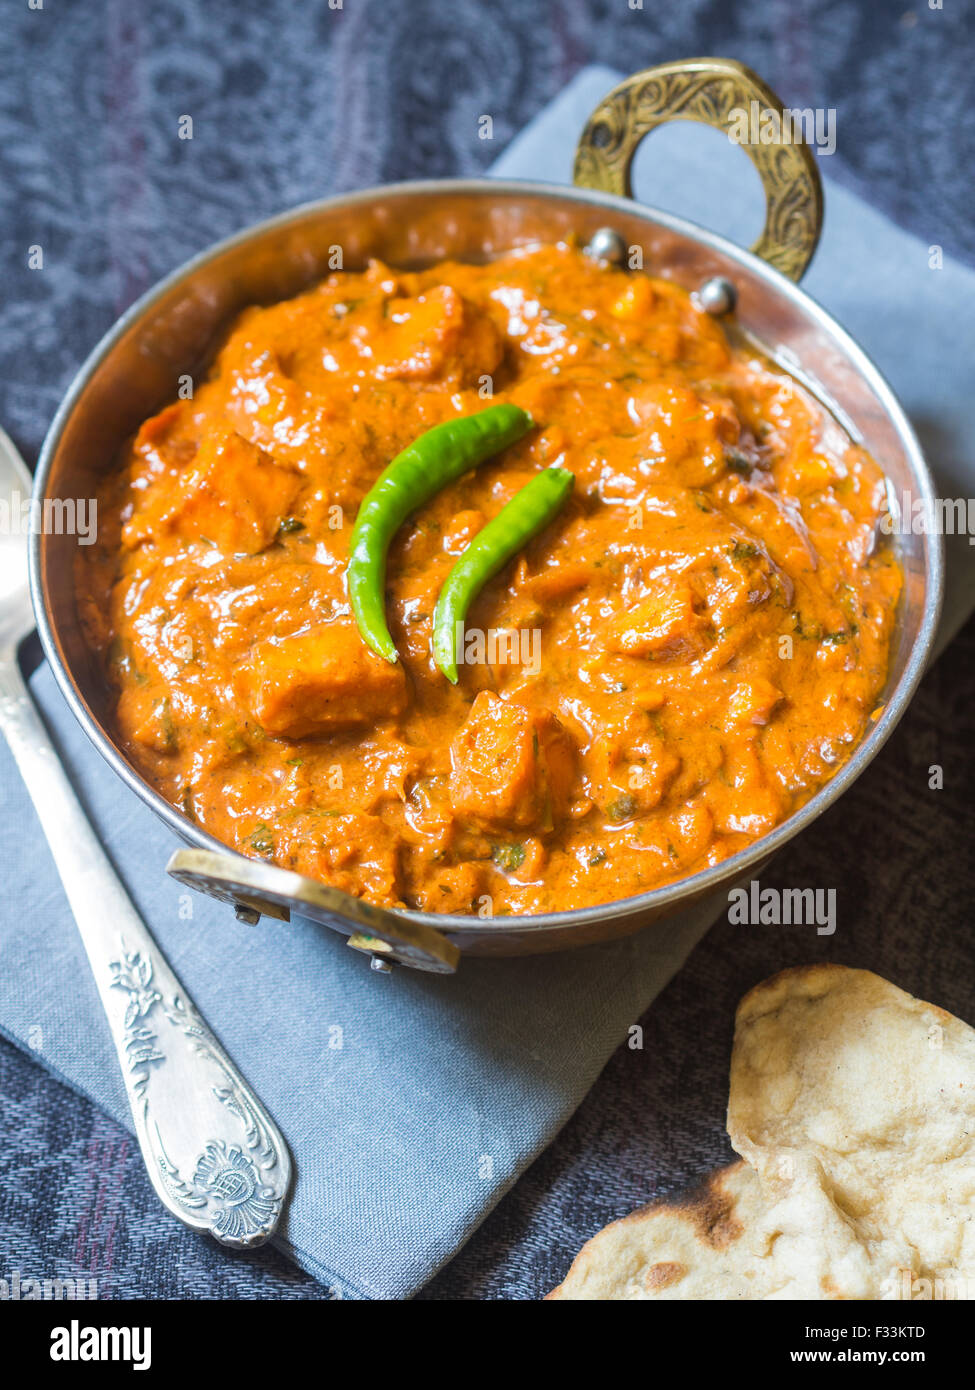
[77,244,901,915]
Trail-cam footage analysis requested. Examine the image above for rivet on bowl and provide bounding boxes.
[697,275,738,316]
[586,226,627,265]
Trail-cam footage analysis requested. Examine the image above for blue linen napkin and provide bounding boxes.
[2,67,975,1300]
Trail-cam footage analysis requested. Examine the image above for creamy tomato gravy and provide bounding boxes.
[77,244,901,915]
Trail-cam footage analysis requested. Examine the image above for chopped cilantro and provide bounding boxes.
[491,843,526,873]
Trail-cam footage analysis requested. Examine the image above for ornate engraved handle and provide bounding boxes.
[574,57,824,282]
[0,660,291,1247]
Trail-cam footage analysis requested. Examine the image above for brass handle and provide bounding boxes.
[574,57,824,283]
[167,849,460,975]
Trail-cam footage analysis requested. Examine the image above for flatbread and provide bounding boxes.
[548,1161,769,1300]
[728,964,975,1299]
[550,966,975,1300]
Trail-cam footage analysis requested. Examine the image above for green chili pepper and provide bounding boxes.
[346,404,533,662]
[432,465,574,683]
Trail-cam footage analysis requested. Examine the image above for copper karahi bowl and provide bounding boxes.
[30,60,943,972]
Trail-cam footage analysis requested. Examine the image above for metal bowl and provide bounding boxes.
[30,60,943,972]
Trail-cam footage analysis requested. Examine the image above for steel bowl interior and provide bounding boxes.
[30,180,944,956]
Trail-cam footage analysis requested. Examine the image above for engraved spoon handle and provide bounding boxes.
[0,658,291,1247]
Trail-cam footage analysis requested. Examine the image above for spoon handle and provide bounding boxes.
[0,658,291,1248]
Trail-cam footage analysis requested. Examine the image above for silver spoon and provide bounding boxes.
[0,423,291,1248]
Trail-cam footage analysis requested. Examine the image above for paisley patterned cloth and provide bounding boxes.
[1,0,974,1300]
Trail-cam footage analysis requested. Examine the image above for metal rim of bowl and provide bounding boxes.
[29,177,946,941]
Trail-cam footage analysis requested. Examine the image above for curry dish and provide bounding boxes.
[77,243,901,916]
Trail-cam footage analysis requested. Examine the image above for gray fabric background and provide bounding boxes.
[1,0,973,1300]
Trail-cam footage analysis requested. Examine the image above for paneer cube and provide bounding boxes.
[359,285,503,387]
[123,424,299,555]
[608,584,699,658]
[584,705,681,818]
[449,691,575,832]
[236,622,408,739]
[724,678,783,731]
